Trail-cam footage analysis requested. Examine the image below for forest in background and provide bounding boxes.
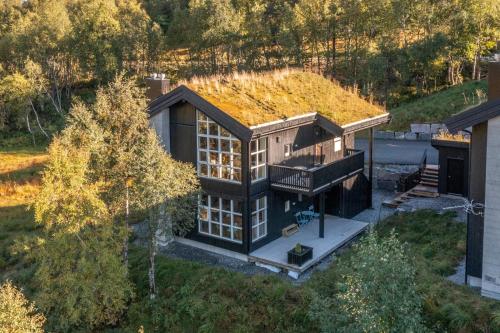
[0,0,499,140]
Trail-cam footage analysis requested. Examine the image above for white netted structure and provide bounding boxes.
[443,198,485,216]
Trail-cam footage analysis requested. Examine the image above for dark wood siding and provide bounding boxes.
[169,102,197,164]
[467,122,487,279]
[432,140,469,197]
[266,124,343,168]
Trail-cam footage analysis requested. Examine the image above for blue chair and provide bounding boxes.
[295,212,310,227]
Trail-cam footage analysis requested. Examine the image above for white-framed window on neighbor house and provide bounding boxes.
[197,110,242,182]
[284,143,292,157]
[334,137,342,152]
[198,194,243,243]
[251,138,267,182]
[251,196,267,242]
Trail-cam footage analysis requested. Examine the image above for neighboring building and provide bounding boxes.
[431,134,469,197]
[445,59,500,299]
[147,70,389,258]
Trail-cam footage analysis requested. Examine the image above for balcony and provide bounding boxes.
[268,149,365,195]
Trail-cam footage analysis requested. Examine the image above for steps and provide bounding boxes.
[420,165,439,188]
[382,165,439,208]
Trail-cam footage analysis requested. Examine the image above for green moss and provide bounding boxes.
[184,69,386,127]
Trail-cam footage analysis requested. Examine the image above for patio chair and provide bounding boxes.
[295,212,310,227]
[303,205,320,220]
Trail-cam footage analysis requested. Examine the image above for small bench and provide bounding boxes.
[282,223,299,237]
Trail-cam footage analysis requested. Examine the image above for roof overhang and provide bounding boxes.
[341,113,391,134]
[148,85,253,141]
[445,99,500,133]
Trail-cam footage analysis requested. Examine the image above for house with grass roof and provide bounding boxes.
[146,69,389,277]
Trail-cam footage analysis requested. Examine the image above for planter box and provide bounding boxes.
[287,245,313,266]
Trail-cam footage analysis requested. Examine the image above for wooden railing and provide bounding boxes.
[268,149,365,194]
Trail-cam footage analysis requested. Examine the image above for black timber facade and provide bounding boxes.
[148,84,389,255]
[431,139,469,197]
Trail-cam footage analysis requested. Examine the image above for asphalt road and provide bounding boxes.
[355,139,438,165]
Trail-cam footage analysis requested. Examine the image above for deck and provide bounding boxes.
[248,215,368,277]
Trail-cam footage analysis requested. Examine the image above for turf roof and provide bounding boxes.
[182,69,386,128]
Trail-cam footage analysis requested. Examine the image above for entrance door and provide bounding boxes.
[447,158,464,195]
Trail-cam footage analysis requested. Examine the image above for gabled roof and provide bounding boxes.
[148,70,390,141]
[445,99,500,133]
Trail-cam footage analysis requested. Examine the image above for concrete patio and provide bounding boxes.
[248,215,368,278]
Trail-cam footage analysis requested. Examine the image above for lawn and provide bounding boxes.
[387,80,488,131]
[2,146,500,332]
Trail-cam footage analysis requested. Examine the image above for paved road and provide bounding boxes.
[355,139,438,165]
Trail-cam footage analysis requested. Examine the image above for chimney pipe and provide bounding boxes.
[145,74,170,102]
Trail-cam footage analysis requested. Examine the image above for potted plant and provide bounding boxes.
[287,243,313,266]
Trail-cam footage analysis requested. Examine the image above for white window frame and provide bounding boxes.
[284,143,292,157]
[334,137,342,152]
[196,110,242,183]
[251,138,267,182]
[251,196,267,242]
[285,200,290,212]
[198,194,243,243]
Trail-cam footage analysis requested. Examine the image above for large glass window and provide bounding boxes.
[198,194,243,243]
[251,196,267,242]
[197,111,241,182]
[251,138,267,182]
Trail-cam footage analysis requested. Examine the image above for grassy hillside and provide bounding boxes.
[387,80,488,131]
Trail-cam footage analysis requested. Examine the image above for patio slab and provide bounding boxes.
[248,215,368,276]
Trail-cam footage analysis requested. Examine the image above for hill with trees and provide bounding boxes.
[0,0,499,142]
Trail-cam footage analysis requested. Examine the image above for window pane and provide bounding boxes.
[233,215,242,227]
[251,155,257,167]
[259,138,266,150]
[259,224,266,237]
[234,229,242,241]
[199,150,207,162]
[222,226,231,238]
[210,196,219,209]
[221,153,230,165]
[210,165,219,177]
[257,166,265,179]
[220,127,230,137]
[258,210,266,223]
[209,152,218,164]
[199,137,207,149]
[233,155,241,168]
[197,111,207,121]
[211,223,220,236]
[200,221,209,233]
[209,138,218,150]
[209,123,218,136]
[233,168,241,181]
[222,199,231,211]
[251,169,257,181]
[220,139,230,152]
[251,200,257,212]
[210,210,219,222]
[232,140,241,154]
[199,121,208,134]
[252,227,258,240]
[258,152,266,164]
[250,140,257,152]
[251,213,258,226]
[199,207,208,221]
[222,212,231,225]
[258,197,266,208]
[201,194,209,206]
[200,163,208,176]
[221,167,231,179]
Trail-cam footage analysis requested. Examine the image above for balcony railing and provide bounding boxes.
[268,149,365,195]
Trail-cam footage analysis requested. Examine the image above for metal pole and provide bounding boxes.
[319,192,325,238]
[368,128,374,208]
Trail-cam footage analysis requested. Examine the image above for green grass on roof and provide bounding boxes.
[183,69,386,127]
[388,81,488,131]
